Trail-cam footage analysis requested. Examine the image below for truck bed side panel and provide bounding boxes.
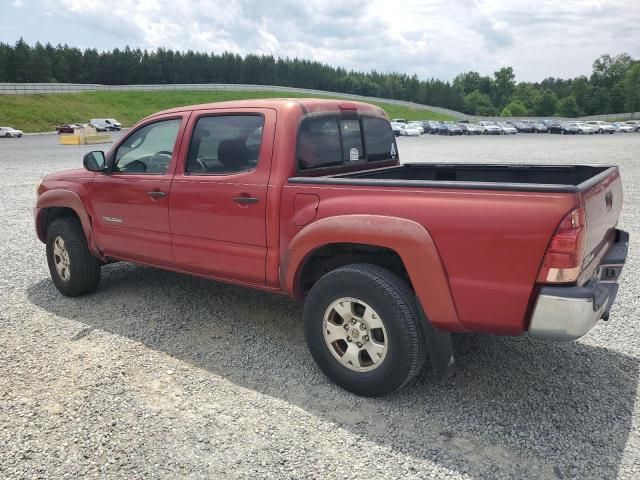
[281,184,577,335]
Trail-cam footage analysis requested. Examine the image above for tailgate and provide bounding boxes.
[580,167,623,270]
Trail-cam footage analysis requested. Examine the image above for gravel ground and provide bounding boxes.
[1,132,639,479]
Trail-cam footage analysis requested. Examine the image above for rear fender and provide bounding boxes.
[281,214,464,332]
[35,190,100,257]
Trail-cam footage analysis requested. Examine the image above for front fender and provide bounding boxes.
[281,214,464,332]
[35,190,99,256]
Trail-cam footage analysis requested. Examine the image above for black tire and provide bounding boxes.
[5,133,10,138]
[303,264,427,397]
[46,217,101,297]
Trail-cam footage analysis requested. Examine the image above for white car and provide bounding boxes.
[398,124,421,136]
[407,122,424,134]
[477,121,503,135]
[498,123,517,135]
[575,122,597,134]
[623,120,640,132]
[389,122,403,136]
[0,126,23,138]
[390,118,407,124]
[612,122,635,133]
[586,121,615,134]
[105,118,122,130]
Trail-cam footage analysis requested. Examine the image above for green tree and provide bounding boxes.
[570,76,592,116]
[30,42,52,81]
[493,66,515,110]
[464,90,496,116]
[558,95,579,117]
[535,89,558,116]
[624,63,640,112]
[501,100,527,116]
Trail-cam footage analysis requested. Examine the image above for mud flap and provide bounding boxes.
[417,301,456,382]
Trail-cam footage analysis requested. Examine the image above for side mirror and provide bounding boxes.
[83,151,106,172]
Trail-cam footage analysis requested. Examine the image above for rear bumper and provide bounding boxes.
[528,230,629,341]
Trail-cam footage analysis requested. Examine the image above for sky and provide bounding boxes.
[2,0,639,82]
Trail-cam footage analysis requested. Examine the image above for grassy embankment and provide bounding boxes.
[0,90,455,132]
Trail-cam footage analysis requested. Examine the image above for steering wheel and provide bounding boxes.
[149,151,172,173]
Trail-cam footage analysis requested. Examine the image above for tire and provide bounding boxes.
[5,133,10,138]
[303,264,427,397]
[46,217,101,297]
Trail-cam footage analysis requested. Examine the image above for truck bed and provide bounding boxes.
[290,163,615,193]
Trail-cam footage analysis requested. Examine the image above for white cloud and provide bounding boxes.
[2,0,639,81]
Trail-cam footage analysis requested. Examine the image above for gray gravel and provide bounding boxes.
[1,132,639,479]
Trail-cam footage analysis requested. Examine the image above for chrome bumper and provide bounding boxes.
[528,230,628,341]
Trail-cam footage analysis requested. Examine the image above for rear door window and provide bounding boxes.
[186,115,264,175]
[298,116,397,171]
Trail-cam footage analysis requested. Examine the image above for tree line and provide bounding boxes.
[1,39,639,117]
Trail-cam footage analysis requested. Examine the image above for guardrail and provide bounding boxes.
[1,82,638,122]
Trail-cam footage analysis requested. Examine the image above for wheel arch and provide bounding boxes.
[35,190,100,257]
[281,214,463,332]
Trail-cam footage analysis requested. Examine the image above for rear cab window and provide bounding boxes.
[297,115,397,171]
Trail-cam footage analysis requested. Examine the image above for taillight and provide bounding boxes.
[538,206,586,283]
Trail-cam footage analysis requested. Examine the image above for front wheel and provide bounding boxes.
[303,264,427,397]
[46,217,101,296]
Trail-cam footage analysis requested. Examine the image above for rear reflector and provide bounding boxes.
[538,206,586,283]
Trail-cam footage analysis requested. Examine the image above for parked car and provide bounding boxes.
[56,124,81,134]
[458,123,482,135]
[390,118,407,124]
[498,123,517,135]
[399,124,421,136]
[477,121,502,135]
[531,122,548,133]
[418,121,432,133]
[34,98,629,397]
[390,122,403,137]
[439,123,463,136]
[561,122,579,134]
[623,121,640,132]
[586,121,615,134]
[407,122,425,134]
[513,121,534,133]
[612,122,635,133]
[90,118,121,132]
[428,121,441,134]
[575,122,597,134]
[0,126,23,138]
[547,121,564,134]
[105,119,122,131]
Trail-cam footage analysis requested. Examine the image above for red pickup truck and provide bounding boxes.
[35,99,628,396]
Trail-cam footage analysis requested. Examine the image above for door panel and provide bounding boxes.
[90,115,187,265]
[91,175,174,263]
[169,109,276,284]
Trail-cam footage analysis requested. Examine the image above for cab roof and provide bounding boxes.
[144,98,388,121]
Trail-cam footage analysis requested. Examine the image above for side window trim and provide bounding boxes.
[184,113,265,177]
[109,116,183,175]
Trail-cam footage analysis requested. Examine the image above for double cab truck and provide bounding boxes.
[35,99,628,396]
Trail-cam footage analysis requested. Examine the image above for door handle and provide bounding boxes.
[232,196,259,205]
[147,191,167,199]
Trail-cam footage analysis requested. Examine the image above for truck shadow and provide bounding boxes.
[28,264,638,479]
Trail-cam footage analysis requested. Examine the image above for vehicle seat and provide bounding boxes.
[187,128,210,172]
[217,139,250,172]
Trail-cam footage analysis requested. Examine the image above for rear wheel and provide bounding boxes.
[303,264,427,397]
[46,217,101,296]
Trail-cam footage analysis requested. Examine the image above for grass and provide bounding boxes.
[0,90,455,132]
